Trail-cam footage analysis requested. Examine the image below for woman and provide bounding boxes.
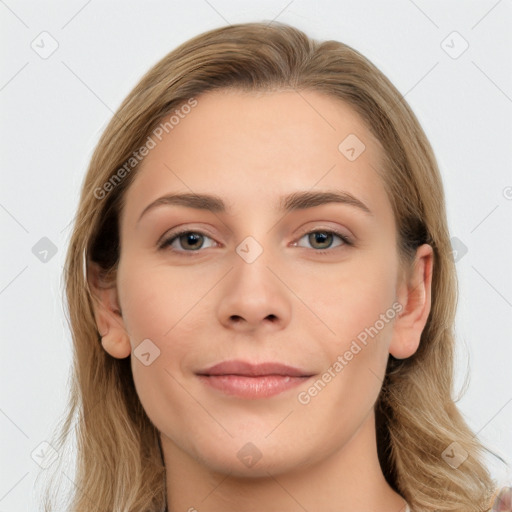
[42,21,508,511]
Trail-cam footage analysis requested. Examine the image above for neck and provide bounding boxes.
[161,410,407,512]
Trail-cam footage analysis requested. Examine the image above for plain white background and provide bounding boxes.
[1,1,511,509]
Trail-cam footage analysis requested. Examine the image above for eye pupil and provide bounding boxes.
[309,232,332,249]
[180,232,203,250]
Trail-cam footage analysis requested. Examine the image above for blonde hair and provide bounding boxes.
[42,21,500,511]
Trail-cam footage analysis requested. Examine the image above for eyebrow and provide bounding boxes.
[137,190,372,223]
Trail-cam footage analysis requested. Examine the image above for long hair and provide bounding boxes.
[41,21,500,511]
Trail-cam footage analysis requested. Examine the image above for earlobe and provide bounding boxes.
[389,244,434,360]
[100,330,132,359]
[88,262,132,359]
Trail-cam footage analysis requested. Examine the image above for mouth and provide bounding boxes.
[196,360,315,399]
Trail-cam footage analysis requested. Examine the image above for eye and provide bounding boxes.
[158,228,352,255]
[295,229,351,252]
[159,230,217,252]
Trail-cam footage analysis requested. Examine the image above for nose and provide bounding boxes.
[216,249,292,334]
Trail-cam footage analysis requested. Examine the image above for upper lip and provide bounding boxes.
[197,360,313,377]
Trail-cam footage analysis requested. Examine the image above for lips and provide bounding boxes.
[197,360,312,378]
[196,360,314,399]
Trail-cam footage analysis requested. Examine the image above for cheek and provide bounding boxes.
[297,283,397,441]
[116,256,214,408]
[301,249,398,407]
[116,262,182,389]
[117,254,205,343]
[304,249,399,353]
[119,272,200,441]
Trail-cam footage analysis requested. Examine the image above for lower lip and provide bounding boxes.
[197,374,310,399]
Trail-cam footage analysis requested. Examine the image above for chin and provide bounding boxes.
[192,440,312,479]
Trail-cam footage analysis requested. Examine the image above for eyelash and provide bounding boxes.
[158,228,353,256]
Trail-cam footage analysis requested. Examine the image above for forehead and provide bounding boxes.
[122,89,391,222]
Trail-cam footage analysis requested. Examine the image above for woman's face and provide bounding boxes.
[105,89,427,477]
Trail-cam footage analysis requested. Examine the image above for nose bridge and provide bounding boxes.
[215,232,292,331]
[231,233,280,305]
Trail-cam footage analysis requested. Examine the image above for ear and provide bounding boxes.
[88,261,131,359]
[389,244,434,359]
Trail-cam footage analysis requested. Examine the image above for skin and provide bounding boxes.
[90,89,433,512]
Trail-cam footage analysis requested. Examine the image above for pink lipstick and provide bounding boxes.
[196,360,314,399]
